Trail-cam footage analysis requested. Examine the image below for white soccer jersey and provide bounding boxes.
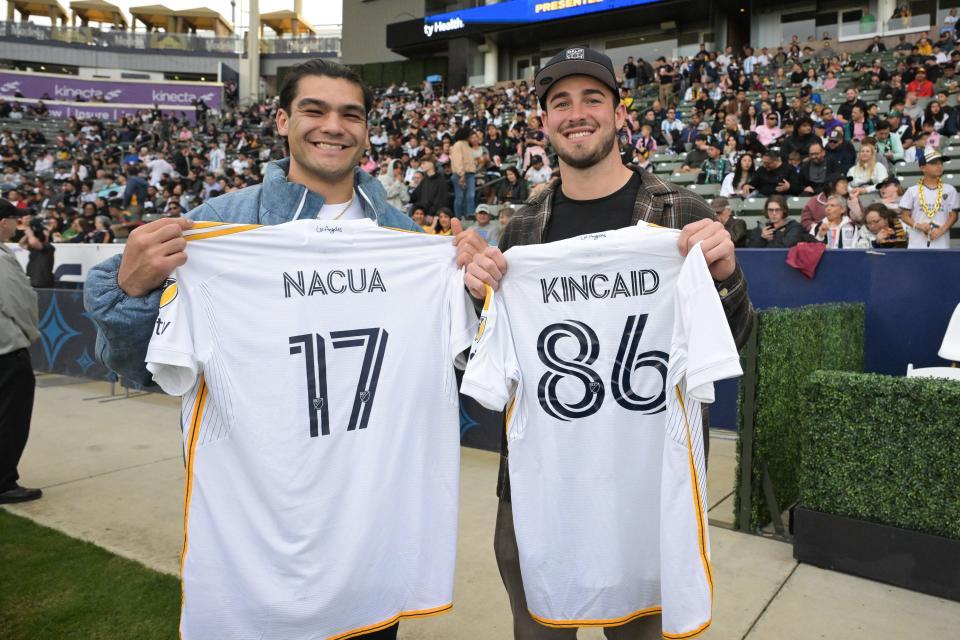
[145,219,476,640]
[461,223,742,638]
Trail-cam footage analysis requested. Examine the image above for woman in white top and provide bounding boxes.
[847,139,887,191]
[812,195,870,248]
[378,159,409,211]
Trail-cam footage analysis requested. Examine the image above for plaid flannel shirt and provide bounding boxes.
[491,166,754,500]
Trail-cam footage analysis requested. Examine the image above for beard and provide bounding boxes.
[554,126,618,169]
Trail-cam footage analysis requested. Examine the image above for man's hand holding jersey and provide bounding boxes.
[463,219,737,299]
[117,217,193,298]
[451,218,490,269]
[677,218,736,282]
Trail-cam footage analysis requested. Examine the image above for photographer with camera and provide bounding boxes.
[17,213,55,288]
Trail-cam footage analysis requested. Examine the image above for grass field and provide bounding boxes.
[0,509,180,640]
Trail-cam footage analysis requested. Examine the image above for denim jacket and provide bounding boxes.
[83,159,420,386]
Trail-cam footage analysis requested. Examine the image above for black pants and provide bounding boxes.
[360,623,398,639]
[0,348,35,492]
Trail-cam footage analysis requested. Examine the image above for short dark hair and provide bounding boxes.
[278,59,373,119]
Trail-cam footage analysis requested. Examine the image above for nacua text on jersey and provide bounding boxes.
[282,268,386,298]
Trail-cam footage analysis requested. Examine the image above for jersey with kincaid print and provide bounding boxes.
[461,222,742,638]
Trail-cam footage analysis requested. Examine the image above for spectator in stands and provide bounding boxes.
[876,177,902,208]
[863,203,908,247]
[524,155,551,187]
[679,137,710,173]
[873,121,905,165]
[755,113,782,147]
[410,160,448,216]
[844,106,876,141]
[847,138,888,190]
[721,153,755,198]
[825,128,857,174]
[812,195,868,248]
[660,108,684,147]
[899,148,959,248]
[781,117,818,160]
[907,67,934,97]
[657,56,675,106]
[799,142,830,194]
[922,101,950,133]
[91,215,115,244]
[450,127,477,219]
[747,149,800,197]
[433,206,456,236]
[698,142,730,185]
[837,87,868,123]
[623,56,638,90]
[748,195,809,247]
[711,197,747,247]
[472,204,499,245]
[802,176,863,231]
[865,36,886,53]
[379,159,409,211]
[497,166,528,204]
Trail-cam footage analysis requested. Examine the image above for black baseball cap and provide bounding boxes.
[0,198,18,219]
[534,47,619,108]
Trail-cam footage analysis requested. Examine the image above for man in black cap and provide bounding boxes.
[464,46,753,640]
[825,128,857,174]
[0,199,42,504]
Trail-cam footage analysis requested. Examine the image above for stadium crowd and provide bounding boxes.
[5,26,960,286]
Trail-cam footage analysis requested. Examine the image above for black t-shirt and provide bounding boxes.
[27,243,55,288]
[659,64,674,84]
[545,172,640,242]
[623,62,637,79]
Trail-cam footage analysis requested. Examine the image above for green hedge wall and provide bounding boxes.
[800,370,960,540]
[735,303,864,531]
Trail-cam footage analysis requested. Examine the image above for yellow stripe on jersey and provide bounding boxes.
[482,284,493,311]
[189,221,229,229]
[184,224,262,242]
[179,376,208,638]
[529,605,662,628]
[381,225,421,234]
[675,385,714,597]
[504,395,517,438]
[474,317,487,342]
[328,603,452,640]
[663,618,713,639]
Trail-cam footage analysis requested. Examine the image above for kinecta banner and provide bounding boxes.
[421,0,659,38]
[0,70,222,109]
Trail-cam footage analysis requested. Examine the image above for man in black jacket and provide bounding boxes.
[779,117,818,161]
[824,129,857,174]
[746,149,800,197]
[410,160,449,215]
[799,143,834,194]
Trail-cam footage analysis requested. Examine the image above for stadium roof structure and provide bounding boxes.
[174,7,234,36]
[260,9,317,37]
[70,0,127,28]
[7,0,70,25]
[128,4,176,31]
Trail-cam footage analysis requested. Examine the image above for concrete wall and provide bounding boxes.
[342,0,422,65]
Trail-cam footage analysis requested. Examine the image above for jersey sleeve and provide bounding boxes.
[459,285,520,412]
[145,275,201,396]
[448,267,479,371]
[672,243,743,403]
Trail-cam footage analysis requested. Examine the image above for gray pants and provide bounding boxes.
[494,500,662,640]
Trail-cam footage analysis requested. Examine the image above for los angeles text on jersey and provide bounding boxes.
[282,268,386,298]
[540,269,660,304]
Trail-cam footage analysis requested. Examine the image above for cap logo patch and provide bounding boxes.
[566,48,585,60]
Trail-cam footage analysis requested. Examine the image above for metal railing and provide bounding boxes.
[0,21,340,56]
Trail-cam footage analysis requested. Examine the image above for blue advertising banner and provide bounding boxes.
[421,0,659,40]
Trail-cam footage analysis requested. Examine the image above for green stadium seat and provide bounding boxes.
[739,197,767,214]
[895,163,922,177]
[688,183,721,197]
[943,173,960,187]
[669,172,697,185]
[943,159,960,172]
[788,196,811,210]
